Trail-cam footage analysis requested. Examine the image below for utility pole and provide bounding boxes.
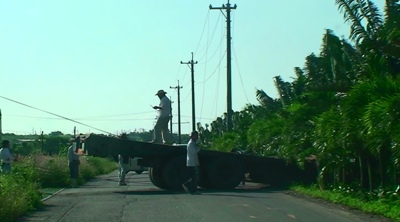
[41,131,44,152]
[210,1,236,132]
[170,81,183,144]
[169,96,173,137]
[0,109,2,141]
[181,52,198,132]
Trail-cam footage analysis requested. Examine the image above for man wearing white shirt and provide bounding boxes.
[182,131,201,195]
[151,89,172,144]
[0,140,13,174]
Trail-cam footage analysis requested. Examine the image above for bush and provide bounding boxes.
[291,184,400,221]
[0,153,117,221]
[0,175,42,222]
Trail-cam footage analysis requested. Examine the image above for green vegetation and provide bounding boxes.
[291,185,400,221]
[196,0,400,220]
[198,0,400,193]
[0,154,117,222]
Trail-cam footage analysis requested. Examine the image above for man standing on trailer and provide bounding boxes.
[182,131,201,195]
[151,89,171,144]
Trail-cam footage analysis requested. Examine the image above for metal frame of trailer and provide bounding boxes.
[75,134,317,190]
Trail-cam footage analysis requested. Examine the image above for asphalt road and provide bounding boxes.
[17,170,393,222]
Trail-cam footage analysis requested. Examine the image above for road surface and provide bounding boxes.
[17,170,392,222]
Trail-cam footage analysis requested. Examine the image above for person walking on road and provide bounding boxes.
[0,140,13,174]
[182,131,201,195]
[118,154,129,186]
[68,140,80,188]
[151,89,171,144]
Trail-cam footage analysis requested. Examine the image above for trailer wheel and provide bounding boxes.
[198,167,211,188]
[207,157,244,189]
[162,156,188,190]
[149,166,168,189]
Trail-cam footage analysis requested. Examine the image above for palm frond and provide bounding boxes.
[358,0,383,37]
[336,0,371,44]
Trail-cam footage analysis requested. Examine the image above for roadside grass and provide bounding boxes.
[291,184,400,221]
[0,154,117,222]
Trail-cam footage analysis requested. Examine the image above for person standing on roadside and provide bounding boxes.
[118,154,129,186]
[182,131,201,195]
[68,140,80,188]
[0,140,13,174]
[151,89,171,144]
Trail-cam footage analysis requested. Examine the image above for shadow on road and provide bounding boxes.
[113,185,288,198]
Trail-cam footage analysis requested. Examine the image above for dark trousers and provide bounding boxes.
[68,160,80,179]
[183,166,200,193]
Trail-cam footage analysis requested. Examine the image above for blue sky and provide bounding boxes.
[0,0,385,136]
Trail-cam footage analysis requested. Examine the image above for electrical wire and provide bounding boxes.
[194,11,210,55]
[196,51,226,84]
[231,14,250,104]
[0,95,117,136]
[195,12,222,63]
[199,16,225,124]
[5,114,155,121]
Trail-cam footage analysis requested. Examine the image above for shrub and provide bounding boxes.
[0,175,42,222]
[0,153,117,221]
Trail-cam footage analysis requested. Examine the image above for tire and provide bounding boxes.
[135,170,143,174]
[198,165,211,188]
[162,156,188,190]
[149,166,168,189]
[207,157,244,189]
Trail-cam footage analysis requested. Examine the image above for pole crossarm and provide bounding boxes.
[209,3,236,19]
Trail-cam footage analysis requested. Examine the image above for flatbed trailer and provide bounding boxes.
[76,134,317,190]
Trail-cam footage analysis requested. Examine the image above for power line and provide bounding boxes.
[0,95,116,136]
[5,114,155,121]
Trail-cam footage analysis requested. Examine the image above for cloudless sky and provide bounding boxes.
[0,0,385,136]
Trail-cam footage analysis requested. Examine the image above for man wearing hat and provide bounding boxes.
[151,89,171,144]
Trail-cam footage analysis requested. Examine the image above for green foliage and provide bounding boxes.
[291,184,400,221]
[79,156,117,182]
[41,136,70,155]
[0,175,42,222]
[210,132,242,152]
[0,153,117,221]
[85,156,117,175]
[200,2,400,218]
[247,117,284,156]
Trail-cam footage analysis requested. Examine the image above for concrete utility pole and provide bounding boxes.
[181,52,198,132]
[0,109,2,141]
[169,96,173,137]
[41,131,44,152]
[210,1,236,132]
[170,81,183,144]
